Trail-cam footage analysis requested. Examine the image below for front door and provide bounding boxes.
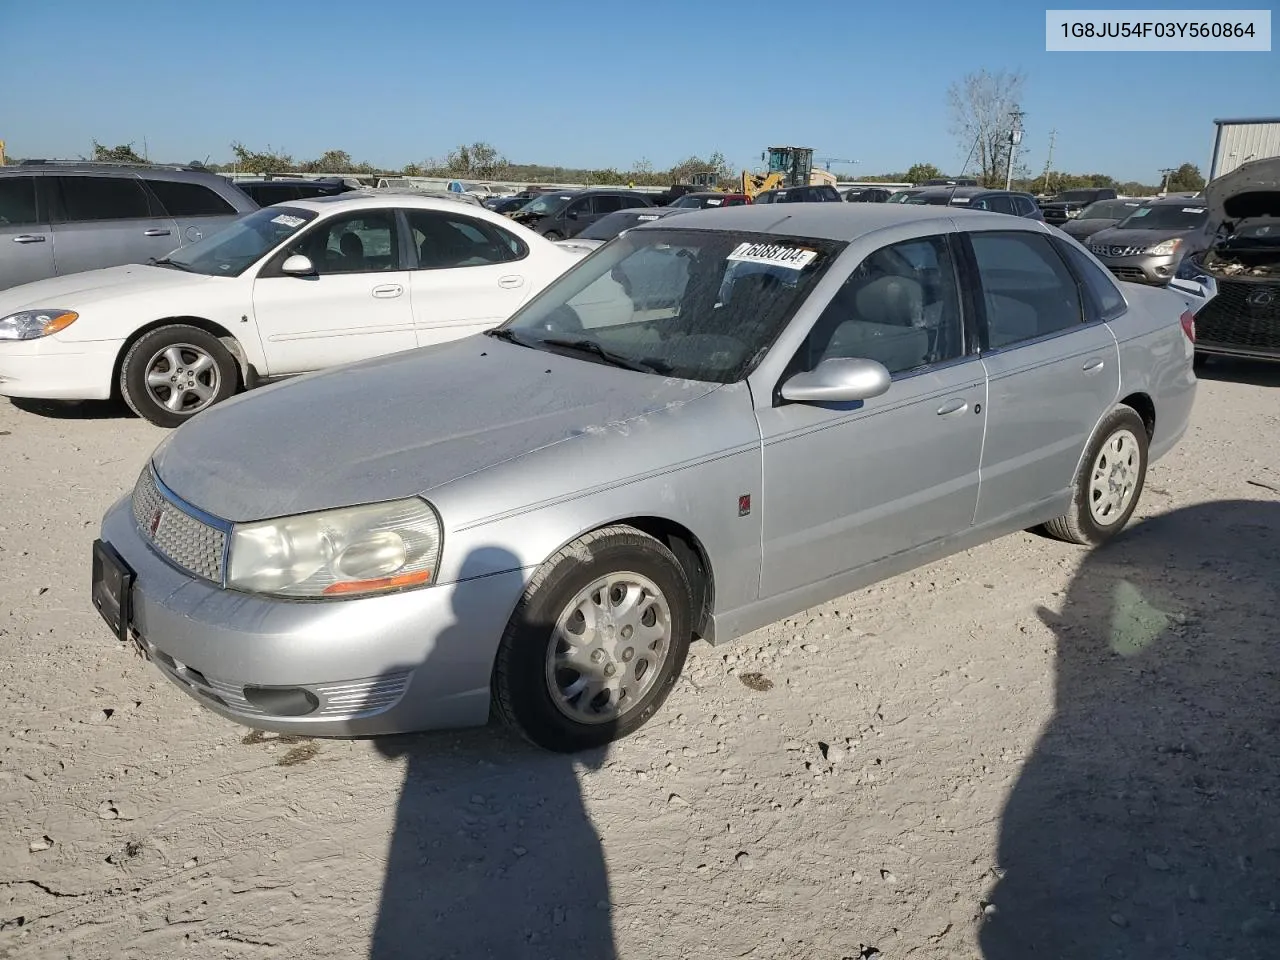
[0,175,55,290]
[250,210,415,376]
[757,232,987,598]
[47,175,180,274]
[965,229,1120,526]
[404,208,533,346]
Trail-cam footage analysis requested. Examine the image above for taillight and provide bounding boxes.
[1180,309,1196,342]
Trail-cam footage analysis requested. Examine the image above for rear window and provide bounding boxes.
[53,175,153,222]
[146,179,237,217]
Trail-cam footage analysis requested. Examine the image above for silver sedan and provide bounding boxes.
[92,204,1199,752]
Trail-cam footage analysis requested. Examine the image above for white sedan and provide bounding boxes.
[0,194,586,426]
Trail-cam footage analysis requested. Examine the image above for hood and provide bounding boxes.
[1205,157,1280,226]
[1061,217,1119,239]
[1087,225,1203,250]
[151,336,719,522]
[0,264,212,314]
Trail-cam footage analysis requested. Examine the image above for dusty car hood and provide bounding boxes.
[151,337,720,522]
[0,264,213,314]
[1205,157,1280,226]
[1087,225,1202,251]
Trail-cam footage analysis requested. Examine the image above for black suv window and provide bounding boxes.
[407,209,526,269]
[145,179,236,217]
[53,175,153,222]
[1014,196,1038,216]
[987,195,1015,215]
[0,177,40,226]
[1053,238,1128,322]
[593,195,625,215]
[619,194,649,209]
[969,231,1083,350]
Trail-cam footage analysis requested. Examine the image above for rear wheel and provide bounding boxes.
[1041,406,1148,545]
[492,526,692,752]
[120,325,239,428]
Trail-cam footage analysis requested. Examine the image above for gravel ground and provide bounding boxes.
[2,360,1278,960]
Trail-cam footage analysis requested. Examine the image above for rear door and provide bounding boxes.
[48,174,180,274]
[404,207,533,346]
[142,177,242,246]
[0,175,55,290]
[965,229,1119,526]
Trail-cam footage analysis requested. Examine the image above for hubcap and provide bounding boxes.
[143,344,219,415]
[545,572,671,725]
[1089,428,1141,525]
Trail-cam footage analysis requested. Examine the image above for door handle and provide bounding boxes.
[1082,357,1105,373]
[12,234,46,244]
[372,284,403,298]
[497,275,524,289]
[936,398,968,417]
[144,228,172,237]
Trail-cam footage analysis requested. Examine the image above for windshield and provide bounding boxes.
[163,207,317,276]
[1117,203,1209,231]
[1080,199,1145,220]
[518,193,574,216]
[500,228,844,383]
[577,209,667,241]
[887,191,918,203]
[671,194,725,209]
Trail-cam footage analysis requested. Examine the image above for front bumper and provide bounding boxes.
[99,496,529,736]
[1094,253,1178,285]
[0,336,121,400]
[1194,277,1280,362]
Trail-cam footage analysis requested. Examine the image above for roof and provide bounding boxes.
[280,192,501,215]
[1213,117,1280,126]
[642,202,1017,241]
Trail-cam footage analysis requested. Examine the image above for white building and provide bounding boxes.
[1210,117,1280,179]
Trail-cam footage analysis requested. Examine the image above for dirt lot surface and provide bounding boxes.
[2,362,1278,960]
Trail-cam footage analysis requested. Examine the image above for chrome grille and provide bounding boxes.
[131,469,226,583]
[1091,244,1146,258]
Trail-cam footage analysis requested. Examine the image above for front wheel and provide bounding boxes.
[492,526,693,752]
[120,325,239,428]
[1041,406,1149,545]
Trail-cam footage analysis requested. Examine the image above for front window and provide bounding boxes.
[163,206,317,276]
[498,228,844,383]
[1080,199,1144,220]
[1116,203,1209,231]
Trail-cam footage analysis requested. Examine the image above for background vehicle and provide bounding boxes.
[1087,196,1213,285]
[754,184,842,204]
[1058,198,1150,243]
[887,188,928,204]
[552,206,689,253]
[486,196,530,214]
[903,187,1043,219]
[0,162,257,290]
[506,189,653,240]
[844,187,893,203]
[669,192,750,209]
[922,177,979,186]
[1040,187,1120,225]
[0,195,584,426]
[233,176,359,206]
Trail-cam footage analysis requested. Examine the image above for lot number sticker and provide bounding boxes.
[271,214,306,227]
[727,242,817,269]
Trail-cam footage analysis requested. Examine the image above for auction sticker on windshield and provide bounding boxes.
[271,214,306,227]
[727,242,817,269]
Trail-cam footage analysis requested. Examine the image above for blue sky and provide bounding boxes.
[1,0,1275,182]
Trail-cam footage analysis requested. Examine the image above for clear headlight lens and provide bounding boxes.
[0,309,79,341]
[227,498,441,599]
[1146,239,1182,256]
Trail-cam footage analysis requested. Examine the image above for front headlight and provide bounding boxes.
[0,309,79,341]
[1145,239,1182,256]
[227,498,441,599]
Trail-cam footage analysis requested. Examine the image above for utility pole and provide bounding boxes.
[1004,108,1025,191]
[1159,167,1175,194]
[1039,129,1057,194]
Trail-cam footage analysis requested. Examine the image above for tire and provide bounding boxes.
[120,325,239,428]
[492,526,693,753]
[542,230,563,241]
[1041,406,1149,545]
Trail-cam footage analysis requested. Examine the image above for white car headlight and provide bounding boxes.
[0,309,79,341]
[1145,239,1182,256]
[227,498,442,599]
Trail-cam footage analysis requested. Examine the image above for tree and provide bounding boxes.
[947,69,1026,186]
[92,140,146,163]
[1166,162,1205,193]
[443,142,508,180]
[904,162,943,184]
[229,142,294,174]
[299,149,353,173]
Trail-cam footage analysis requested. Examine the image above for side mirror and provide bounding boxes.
[566,209,580,220]
[280,254,315,275]
[780,357,892,404]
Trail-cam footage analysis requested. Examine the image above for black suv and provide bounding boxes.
[0,161,257,291]
[233,176,359,206]
[1040,188,1119,226]
[754,184,843,204]
[506,189,654,239]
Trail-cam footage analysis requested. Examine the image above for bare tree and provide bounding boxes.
[947,69,1026,186]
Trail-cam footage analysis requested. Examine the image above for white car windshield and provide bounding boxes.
[494,228,844,384]
[162,207,319,276]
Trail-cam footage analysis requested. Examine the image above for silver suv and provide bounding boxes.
[0,162,257,290]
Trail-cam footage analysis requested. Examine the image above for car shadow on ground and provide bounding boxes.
[6,397,132,420]
[368,546,618,960]
[1195,357,1280,388]
[981,499,1280,959]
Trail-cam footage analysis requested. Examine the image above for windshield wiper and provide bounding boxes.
[484,327,532,347]
[536,336,660,373]
[149,256,194,272]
